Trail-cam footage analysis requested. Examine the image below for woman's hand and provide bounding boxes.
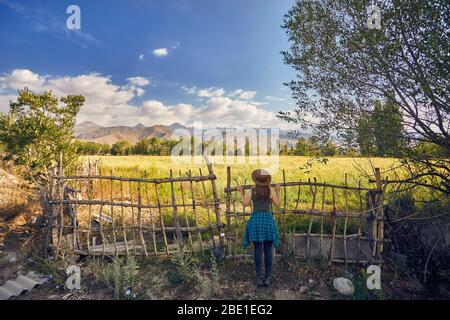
[275,183,281,194]
[271,185,281,207]
[236,185,243,194]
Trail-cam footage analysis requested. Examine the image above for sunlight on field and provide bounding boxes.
[83,155,399,187]
[82,155,401,210]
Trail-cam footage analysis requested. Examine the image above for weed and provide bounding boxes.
[352,269,384,300]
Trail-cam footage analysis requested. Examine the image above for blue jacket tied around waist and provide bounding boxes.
[243,195,280,249]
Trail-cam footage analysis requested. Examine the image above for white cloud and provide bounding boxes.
[127,77,150,87]
[238,90,257,100]
[197,87,225,98]
[153,48,168,57]
[265,95,286,102]
[138,54,144,60]
[181,85,197,95]
[0,69,291,129]
[229,89,243,97]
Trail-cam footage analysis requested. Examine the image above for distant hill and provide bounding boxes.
[74,122,301,146]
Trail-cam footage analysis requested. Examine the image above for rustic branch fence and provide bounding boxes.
[45,157,386,265]
[47,157,224,258]
[224,167,386,264]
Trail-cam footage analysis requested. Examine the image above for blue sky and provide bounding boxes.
[0,0,297,128]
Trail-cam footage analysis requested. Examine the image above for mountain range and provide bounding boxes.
[74,122,300,146]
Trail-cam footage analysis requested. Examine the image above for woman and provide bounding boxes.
[237,169,280,287]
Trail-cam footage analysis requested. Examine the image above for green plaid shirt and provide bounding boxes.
[243,211,280,249]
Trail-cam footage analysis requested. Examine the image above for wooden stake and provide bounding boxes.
[144,171,157,255]
[329,187,337,265]
[343,173,349,266]
[206,162,224,248]
[170,170,182,241]
[137,179,148,257]
[199,168,216,248]
[154,181,169,254]
[179,170,194,251]
[120,179,129,255]
[188,170,203,251]
[110,170,117,256]
[225,166,232,255]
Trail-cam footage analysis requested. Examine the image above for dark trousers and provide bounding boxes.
[253,240,273,278]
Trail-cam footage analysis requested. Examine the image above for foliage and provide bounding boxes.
[0,88,84,182]
[293,136,339,156]
[208,250,221,296]
[169,240,201,286]
[279,0,449,194]
[75,141,110,155]
[357,100,405,156]
[77,137,179,156]
[111,140,132,156]
[132,137,178,155]
[99,256,140,299]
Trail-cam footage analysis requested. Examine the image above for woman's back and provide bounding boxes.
[251,190,271,212]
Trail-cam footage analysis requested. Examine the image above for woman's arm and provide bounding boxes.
[237,185,252,207]
[270,184,281,207]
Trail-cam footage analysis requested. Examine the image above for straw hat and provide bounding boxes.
[251,169,272,186]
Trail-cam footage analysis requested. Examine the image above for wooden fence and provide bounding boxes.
[46,158,224,258]
[46,159,386,264]
[224,167,386,264]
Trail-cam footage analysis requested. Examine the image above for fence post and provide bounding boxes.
[366,167,383,262]
[50,166,58,246]
[206,162,225,249]
[226,166,232,254]
[170,169,183,241]
[374,168,385,262]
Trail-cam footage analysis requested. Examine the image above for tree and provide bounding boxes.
[0,88,84,182]
[279,0,449,194]
[293,136,321,156]
[320,140,339,156]
[356,114,376,156]
[111,140,132,155]
[75,141,111,155]
[372,100,405,156]
[357,99,405,156]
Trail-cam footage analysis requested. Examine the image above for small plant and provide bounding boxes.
[169,240,201,286]
[122,255,139,299]
[32,255,66,289]
[352,269,384,300]
[97,256,140,299]
[209,250,220,296]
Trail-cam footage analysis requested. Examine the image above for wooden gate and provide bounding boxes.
[47,159,224,258]
[224,167,386,264]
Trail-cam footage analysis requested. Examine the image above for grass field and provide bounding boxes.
[84,155,399,189]
[80,155,400,213]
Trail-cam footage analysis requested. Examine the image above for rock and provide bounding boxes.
[308,279,314,285]
[1,252,17,264]
[299,285,309,293]
[333,277,355,296]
